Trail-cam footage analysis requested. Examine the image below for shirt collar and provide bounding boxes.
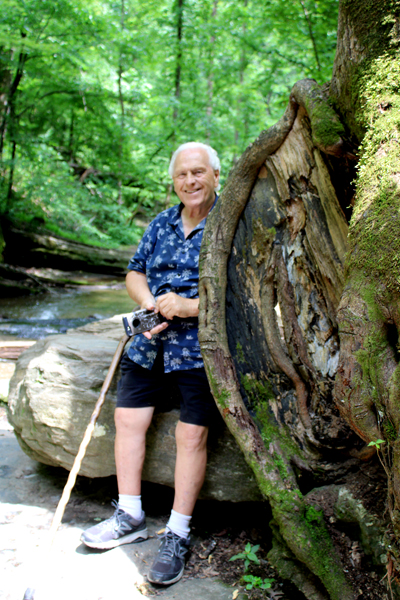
[167,203,182,227]
[167,195,219,229]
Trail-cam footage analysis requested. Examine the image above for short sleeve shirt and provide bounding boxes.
[126,200,215,372]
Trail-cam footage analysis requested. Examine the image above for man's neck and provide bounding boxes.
[181,195,216,238]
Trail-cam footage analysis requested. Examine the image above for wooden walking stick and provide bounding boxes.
[23,332,130,600]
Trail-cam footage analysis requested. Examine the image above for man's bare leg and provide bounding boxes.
[148,420,208,585]
[114,406,154,495]
[80,406,153,549]
[173,421,208,516]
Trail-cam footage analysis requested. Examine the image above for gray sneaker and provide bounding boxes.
[80,502,148,550]
[147,529,190,586]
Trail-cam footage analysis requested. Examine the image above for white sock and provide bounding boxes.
[166,509,191,539]
[118,494,143,520]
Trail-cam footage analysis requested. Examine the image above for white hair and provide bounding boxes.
[168,142,221,191]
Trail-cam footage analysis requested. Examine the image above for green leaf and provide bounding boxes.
[229,553,245,562]
[368,439,386,449]
[247,552,260,563]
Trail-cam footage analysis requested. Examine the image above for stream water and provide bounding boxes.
[0,285,134,340]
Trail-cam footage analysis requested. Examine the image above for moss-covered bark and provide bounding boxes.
[199,81,356,599]
[199,2,400,596]
[333,0,400,566]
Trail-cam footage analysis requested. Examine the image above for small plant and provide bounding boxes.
[368,438,385,450]
[230,542,260,571]
[368,438,391,480]
[242,574,275,591]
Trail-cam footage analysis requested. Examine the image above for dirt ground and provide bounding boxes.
[0,356,395,600]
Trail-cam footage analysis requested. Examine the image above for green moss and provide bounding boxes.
[265,483,350,598]
[341,1,399,56]
[304,90,346,149]
[214,378,351,598]
[383,418,397,442]
[236,342,245,364]
[351,284,389,408]
[346,51,400,293]
[345,281,400,444]
[205,365,229,409]
[241,374,303,471]
[241,373,274,405]
[331,3,400,142]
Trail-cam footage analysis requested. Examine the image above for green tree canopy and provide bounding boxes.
[0,0,339,248]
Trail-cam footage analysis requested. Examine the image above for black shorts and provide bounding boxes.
[116,351,219,427]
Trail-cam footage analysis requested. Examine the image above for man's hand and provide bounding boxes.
[156,293,199,320]
[140,298,169,340]
[125,271,168,339]
[142,320,169,340]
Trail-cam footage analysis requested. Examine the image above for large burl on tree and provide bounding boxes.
[198,2,400,599]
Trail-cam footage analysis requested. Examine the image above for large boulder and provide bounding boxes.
[7,316,262,502]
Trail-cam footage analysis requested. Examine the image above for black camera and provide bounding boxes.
[123,308,166,338]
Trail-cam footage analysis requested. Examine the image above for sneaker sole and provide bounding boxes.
[147,565,184,586]
[81,528,148,550]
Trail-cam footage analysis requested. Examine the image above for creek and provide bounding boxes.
[0,285,133,340]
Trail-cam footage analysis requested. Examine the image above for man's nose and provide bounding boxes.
[185,172,196,184]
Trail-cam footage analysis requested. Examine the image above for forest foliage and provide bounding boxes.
[0,0,339,248]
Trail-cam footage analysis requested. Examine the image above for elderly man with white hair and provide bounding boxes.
[81,142,221,586]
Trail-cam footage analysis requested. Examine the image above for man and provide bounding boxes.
[81,142,220,586]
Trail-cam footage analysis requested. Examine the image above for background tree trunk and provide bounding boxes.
[199,1,400,597]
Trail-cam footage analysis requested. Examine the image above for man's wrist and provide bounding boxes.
[185,297,199,318]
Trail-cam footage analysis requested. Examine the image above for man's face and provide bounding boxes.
[172,148,219,211]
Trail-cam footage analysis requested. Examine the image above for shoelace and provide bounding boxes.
[158,530,188,560]
[97,500,126,531]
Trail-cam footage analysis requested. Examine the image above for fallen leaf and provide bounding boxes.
[199,539,217,559]
[269,591,284,599]
[232,590,239,600]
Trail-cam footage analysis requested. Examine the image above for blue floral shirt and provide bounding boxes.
[126,200,215,372]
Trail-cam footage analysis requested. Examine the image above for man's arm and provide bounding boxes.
[125,270,168,338]
[126,270,155,310]
[156,293,199,320]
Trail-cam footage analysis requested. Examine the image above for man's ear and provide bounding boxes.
[214,170,220,186]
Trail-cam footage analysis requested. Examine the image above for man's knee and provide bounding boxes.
[175,421,208,452]
[114,406,154,436]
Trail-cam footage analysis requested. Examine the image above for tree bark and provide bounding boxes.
[173,0,184,124]
[199,0,400,596]
[199,83,354,599]
[332,0,400,570]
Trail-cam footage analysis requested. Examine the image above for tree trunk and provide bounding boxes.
[332,0,400,572]
[173,0,184,124]
[0,47,12,162]
[199,1,400,597]
[206,0,217,142]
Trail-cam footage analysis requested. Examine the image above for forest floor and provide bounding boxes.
[0,359,394,600]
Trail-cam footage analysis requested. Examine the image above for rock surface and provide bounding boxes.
[7,315,262,502]
[0,411,244,600]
